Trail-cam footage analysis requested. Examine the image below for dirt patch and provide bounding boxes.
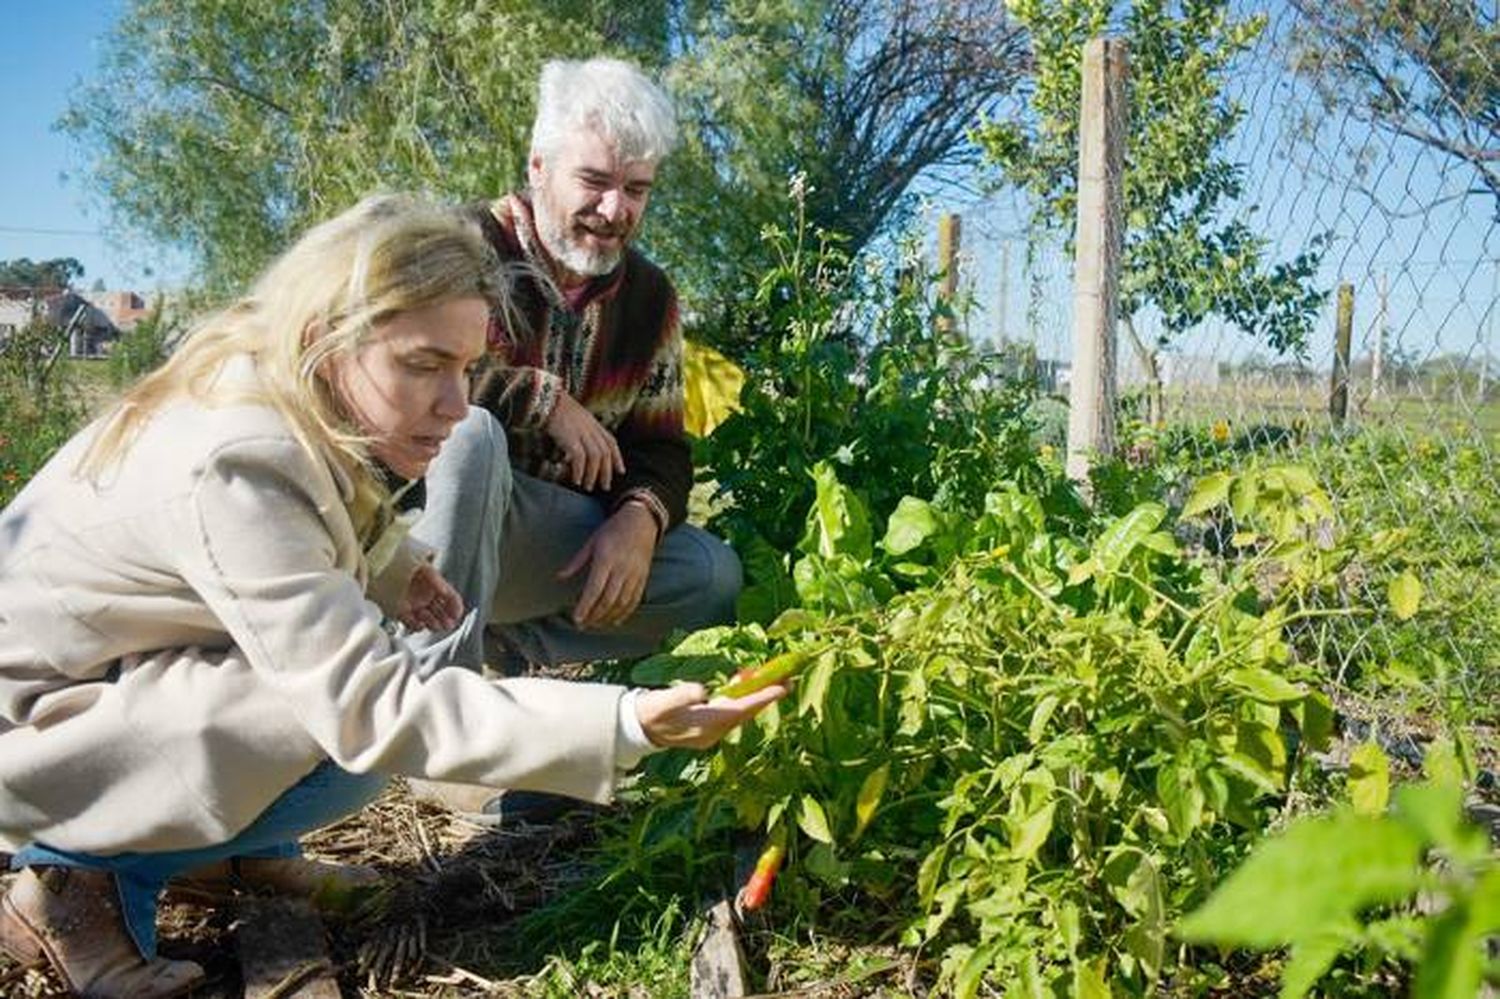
[0,780,606,998]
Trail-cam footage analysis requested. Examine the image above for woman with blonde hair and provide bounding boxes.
[0,194,780,998]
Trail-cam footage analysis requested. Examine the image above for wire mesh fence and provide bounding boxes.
[948,1,1498,738]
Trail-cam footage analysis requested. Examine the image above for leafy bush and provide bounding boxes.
[621,461,1358,995]
[1181,745,1499,998]
[0,326,88,507]
[696,187,1056,580]
[107,300,179,388]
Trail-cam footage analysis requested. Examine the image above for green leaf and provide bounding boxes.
[1413,904,1483,999]
[736,535,796,624]
[882,496,940,556]
[1392,781,1482,860]
[628,651,733,686]
[1057,900,1081,956]
[1094,502,1167,573]
[1072,958,1110,999]
[802,842,851,887]
[1423,738,1467,786]
[855,763,889,838]
[1156,761,1205,837]
[799,461,873,561]
[1388,571,1423,620]
[798,795,834,844]
[1348,742,1390,816]
[1293,690,1336,753]
[1470,867,1500,932]
[797,649,837,721]
[1007,802,1056,860]
[954,938,1005,999]
[898,666,927,736]
[1277,465,1319,495]
[1219,752,1283,797]
[1177,811,1424,948]
[1141,530,1179,555]
[1027,694,1060,745]
[1227,667,1306,704]
[1279,926,1355,999]
[917,843,948,911]
[1182,471,1233,518]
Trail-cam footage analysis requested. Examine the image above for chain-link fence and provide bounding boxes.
[947,1,1499,745]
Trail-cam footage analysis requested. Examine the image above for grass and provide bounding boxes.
[1162,382,1500,437]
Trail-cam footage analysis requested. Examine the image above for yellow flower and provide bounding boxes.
[1211,420,1230,444]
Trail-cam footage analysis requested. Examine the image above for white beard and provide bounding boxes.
[534,201,625,278]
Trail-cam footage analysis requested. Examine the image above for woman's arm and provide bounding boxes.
[178,434,625,801]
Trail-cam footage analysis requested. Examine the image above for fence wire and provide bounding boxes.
[957,1,1499,737]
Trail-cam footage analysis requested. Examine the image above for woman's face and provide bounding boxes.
[327,295,488,479]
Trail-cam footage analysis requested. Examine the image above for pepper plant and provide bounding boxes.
[625,460,1362,995]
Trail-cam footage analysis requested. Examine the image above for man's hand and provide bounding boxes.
[558,503,657,629]
[544,393,625,491]
[397,562,464,633]
[635,682,788,749]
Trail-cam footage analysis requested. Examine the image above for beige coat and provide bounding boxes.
[0,364,625,854]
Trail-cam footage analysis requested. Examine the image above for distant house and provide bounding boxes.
[95,290,156,333]
[0,288,121,358]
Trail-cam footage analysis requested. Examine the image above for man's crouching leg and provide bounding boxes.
[406,405,512,674]
[491,472,743,669]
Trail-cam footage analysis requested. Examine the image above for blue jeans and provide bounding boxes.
[408,406,742,673]
[10,761,387,958]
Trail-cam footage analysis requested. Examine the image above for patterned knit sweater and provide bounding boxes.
[467,195,691,531]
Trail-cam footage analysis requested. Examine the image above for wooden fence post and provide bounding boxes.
[1065,37,1127,487]
[1330,282,1353,427]
[937,213,962,334]
[1371,272,1387,401]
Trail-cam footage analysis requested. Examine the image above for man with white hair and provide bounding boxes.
[409,59,741,822]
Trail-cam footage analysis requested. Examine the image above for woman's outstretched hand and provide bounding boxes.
[635,682,788,750]
[397,562,464,633]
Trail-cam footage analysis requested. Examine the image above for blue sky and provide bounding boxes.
[0,0,184,291]
[2,0,1492,367]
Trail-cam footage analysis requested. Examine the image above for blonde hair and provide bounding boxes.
[81,194,504,512]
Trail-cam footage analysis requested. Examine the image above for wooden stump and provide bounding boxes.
[691,899,749,999]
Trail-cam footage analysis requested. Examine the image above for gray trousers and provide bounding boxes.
[408,406,741,672]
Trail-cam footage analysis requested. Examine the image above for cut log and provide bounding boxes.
[691,899,748,999]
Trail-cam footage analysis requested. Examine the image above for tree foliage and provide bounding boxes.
[0,257,84,290]
[655,0,1028,321]
[63,0,1028,324]
[974,0,1327,422]
[60,0,626,295]
[1288,0,1499,214]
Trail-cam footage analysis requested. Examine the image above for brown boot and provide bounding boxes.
[0,866,205,998]
[172,856,384,914]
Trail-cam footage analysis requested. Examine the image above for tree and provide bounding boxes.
[1288,0,1499,214]
[64,0,1028,329]
[654,0,1028,325]
[975,0,1327,424]
[61,0,624,295]
[0,258,84,290]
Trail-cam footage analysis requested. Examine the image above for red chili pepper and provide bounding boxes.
[739,841,786,912]
[714,649,817,699]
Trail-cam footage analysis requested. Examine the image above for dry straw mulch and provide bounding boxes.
[0,779,611,998]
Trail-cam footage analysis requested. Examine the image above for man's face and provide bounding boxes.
[529,128,656,281]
